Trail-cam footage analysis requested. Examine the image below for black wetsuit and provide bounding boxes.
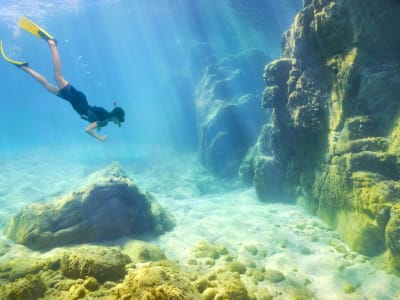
[57,84,109,128]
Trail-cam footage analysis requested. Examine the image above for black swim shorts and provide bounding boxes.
[58,84,89,116]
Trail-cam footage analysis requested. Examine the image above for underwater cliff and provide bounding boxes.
[247,0,400,272]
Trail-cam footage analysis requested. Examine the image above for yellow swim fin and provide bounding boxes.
[0,40,28,67]
[18,16,55,41]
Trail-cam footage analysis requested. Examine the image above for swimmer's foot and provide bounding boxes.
[38,30,58,45]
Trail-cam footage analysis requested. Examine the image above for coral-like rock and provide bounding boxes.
[4,162,175,250]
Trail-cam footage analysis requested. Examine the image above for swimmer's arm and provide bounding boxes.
[85,122,107,141]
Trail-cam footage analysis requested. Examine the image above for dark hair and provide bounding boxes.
[110,107,125,126]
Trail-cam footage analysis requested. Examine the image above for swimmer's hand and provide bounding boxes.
[85,122,107,142]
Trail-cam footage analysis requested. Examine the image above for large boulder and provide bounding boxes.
[196,50,269,177]
[252,0,400,271]
[4,162,175,250]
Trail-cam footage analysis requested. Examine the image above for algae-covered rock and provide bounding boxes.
[226,261,247,274]
[0,240,11,257]
[385,205,400,269]
[0,256,57,281]
[210,271,250,300]
[5,162,176,250]
[68,284,87,299]
[122,240,166,263]
[191,240,229,259]
[83,276,99,291]
[264,269,285,283]
[337,210,386,256]
[252,0,400,270]
[203,287,219,300]
[0,274,46,300]
[196,271,250,300]
[262,59,292,122]
[60,245,131,282]
[115,262,202,300]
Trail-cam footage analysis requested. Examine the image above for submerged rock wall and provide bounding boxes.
[252,0,400,270]
[196,50,269,177]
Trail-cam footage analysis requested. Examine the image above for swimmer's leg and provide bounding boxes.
[47,40,68,89]
[20,65,59,95]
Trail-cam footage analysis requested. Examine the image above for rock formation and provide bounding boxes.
[196,50,269,177]
[249,0,400,271]
[0,241,270,300]
[4,162,175,250]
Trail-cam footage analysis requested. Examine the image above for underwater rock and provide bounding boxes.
[115,261,202,300]
[0,274,46,300]
[5,162,176,250]
[385,205,400,268]
[0,255,56,282]
[83,276,99,291]
[226,261,247,274]
[196,271,250,300]
[264,269,285,283]
[196,50,269,178]
[60,245,131,282]
[0,240,11,257]
[252,0,400,269]
[190,240,229,259]
[122,240,167,263]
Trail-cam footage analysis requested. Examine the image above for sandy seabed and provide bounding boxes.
[0,145,399,300]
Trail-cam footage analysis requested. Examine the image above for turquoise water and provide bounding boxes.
[0,0,300,153]
[13,2,395,300]
[1,2,400,299]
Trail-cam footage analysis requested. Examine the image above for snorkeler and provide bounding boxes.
[0,16,125,142]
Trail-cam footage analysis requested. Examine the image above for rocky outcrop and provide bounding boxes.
[4,162,175,250]
[251,0,400,271]
[196,50,269,177]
